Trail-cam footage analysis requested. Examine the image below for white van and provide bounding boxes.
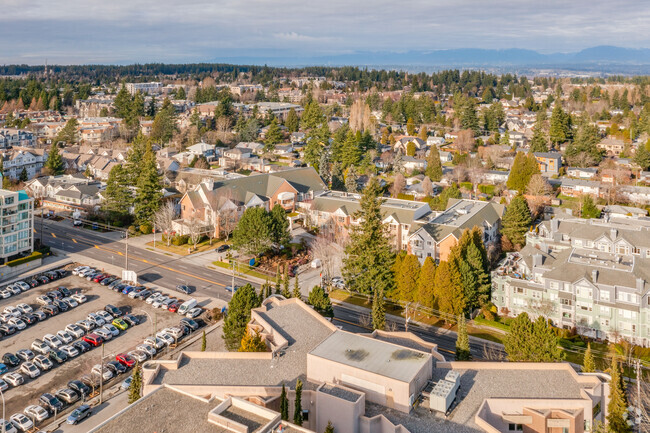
[178,299,197,315]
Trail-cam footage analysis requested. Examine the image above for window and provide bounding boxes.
[600,306,610,315]
[560,298,572,306]
[508,424,523,431]
[600,291,610,302]
[600,319,610,327]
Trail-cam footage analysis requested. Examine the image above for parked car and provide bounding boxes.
[186,307,203,319]
[56,330,74,344]
[91,364,113,382]
[86,313,105,327]
[40,305,58,317]
[80,374,101,390]
[15,349,35,362]
[58,287,72,297]
[52,299,69,312]
[143,337,165,350]
[0,364,7,375]
[43,334,63,349]
[19,362,40,379]
[97,311,113,323]
[121,375,132,390]
[175,284,192,295]
[216,244,230,253]
[56,388,79,404]
[7,318,25,331]
[82,333,103,347]
[9,413,33,432]
[137,344,156,357]
[15,281,30,292]
[36,295,51,306]
[104,304,122,317]
[100,277,117,286]
[0,325,16,336]
[128,350,147,362]
[156,331,175,345]
[3,372,24,387]
[0,420,16,433]
[66,404,91,425]
[39,393,63,412]
[65,324,85,339]
[180,318,199,331]
[33,355,53,371]
[16,304,32,314]
[0,379,7,392]
[112,318,128,331]
[72,266,90,276]
[48,350,68,364]
[31,340,50,355]
[67,380,91,398]
[23,405,49,422]
[2,353,20,367]
[60,345,79,358]
[95,328,113,341]
[116,353,136,368]
[62,297,78,308]
[72,340,92,354]
[33,311,47,322]
[106,360,127,375]
[21,314,38,326]
[123,314,140,327]
[71,293,87,304]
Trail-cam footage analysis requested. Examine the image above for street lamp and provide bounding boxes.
[0,387,5,433]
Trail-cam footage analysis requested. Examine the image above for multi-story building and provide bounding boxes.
[0,188,33,262]
[125,82,163,95]
[409,199,504,263]
[0,148,47,180]
[0,128,36,148]
[493,214,650,346]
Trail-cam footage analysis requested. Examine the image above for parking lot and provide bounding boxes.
[0,266,194,421]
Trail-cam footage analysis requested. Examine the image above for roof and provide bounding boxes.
[533,152,562,159]
[419,199,504,242]
[309,331,431,382]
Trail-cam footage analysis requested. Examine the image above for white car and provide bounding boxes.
[94,328,112,341]
[31,340,50,355]
[156,331,175,345]
[15,282,30,292]
[152,296,168,308]
[72,266,90,276]
[128,350,148,362]
[43,334,63,349]
[0,290,11,299]
[79,268,96,278]
[87,313,105,327]
[56,330,74,344]
[102,324,119,337]
[3,306,20,318]
[62,297,78,308]
[7,318,26,330]
[36,295,51,306]
[33,355,53,371]
[16,304,32,314]
[65,324,85,339]
[145,294,161,305]
[9,285,21,296]
[71,293,87,304]
[24,405,49,422]
[60,345,79,358]
[9,413,33,432]
[76,320,95,332]
[19,362,40,379]
[164,327,184,340]
[186,307,203,319]
[91,364,113,381]
[97,311,113,323]
[136,344,156,356]
[3,372,24,387]
[143,337,165,350]
[0,379,8,392]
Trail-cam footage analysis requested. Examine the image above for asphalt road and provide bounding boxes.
[37,218,506,361]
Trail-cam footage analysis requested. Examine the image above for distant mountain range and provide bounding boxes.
[218,46,650,72]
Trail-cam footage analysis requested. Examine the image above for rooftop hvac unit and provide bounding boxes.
[429,375,460,413]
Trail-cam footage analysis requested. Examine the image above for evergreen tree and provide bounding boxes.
[330,162,345,191]
[406,117,416,136]
[125,132,148,185]
[275,266,282,294]
[529,117,549,153]
[394,254,420,302]
[425,145,443,182]
[345,165,358,193]
[264,118,283,150]
[293,379,303,426]
[580,195,601,219]
[285,107,300,132]
[460,99,480,135]
[455,315,471,361]
[201,330,206,351]
[280,384,289,421]
[416,257,436,309]
[607,357,631,433]
[54,118,78,145]
[371,289,385,330]
[633,143,650,170]
[549,103,571,146]
[433,260,465,319]
[304,123,330,169]
[128,362,142,404]
[565,120,602,167]
[501,195,532,249]
[342,177,395,296]
[114,86,133,119]
[18,168,27,182]
[239,330,267,352]
[282,264,291,298]
[324,421,335,433]
[269,204,291,246]
[292,274,301,299]
[176,86,186,100]
[340,131,362,169]
[504,313,562,362]
[45,143,65,175]
[530,316,563,362]
[318,151,330,185]
[507,152,540,192]
[103,165,132,215]
[222,284,261,351]
[147,95,157,117]
[307,286,334,317]
[301,99,324,130]
[151,97,177,143]
[232,207,272,255]
[582,342,595,373]
[134,147,163,224]
[504,312,534,361]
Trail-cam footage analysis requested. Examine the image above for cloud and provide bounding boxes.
[0,0,648,63]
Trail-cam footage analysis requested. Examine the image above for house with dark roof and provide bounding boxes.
[408,199,505,263]
[176,167,327,238]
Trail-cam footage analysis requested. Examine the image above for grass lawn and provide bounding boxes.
[211,260,271,280]
[146,239,224,256]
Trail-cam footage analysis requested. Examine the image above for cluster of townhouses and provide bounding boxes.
[493,211,650,347]
[90,297,611,433]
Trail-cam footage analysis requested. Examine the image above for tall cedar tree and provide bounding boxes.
[506,152,540,192]
[416,257,436,309]
[330,162,345,191]
[501,195,532,249]
[45,143,65,175]
[232,207,273,255]
[504,313,563,362]
[581,195,601,219]
[239,330,267,352]
[319,151,330,185]
[342,177,395,296]
[426,145,443,182]
[372,289,385,330]
[151,98,177,143]
[529,117,549,153]
[301,99,324,130]
[280,384,289,420]
[394,254,420,302]
[292,274,301,299]
[307,286,334,317]
[406,117,416,136]
[433,260,465,319]
[324,421,335,433]
[460,99,480,135]
[304,123,330,170]
[549,104,571,146]
[293,379,303,426]
[607,357,631,432]
[54,118,78,145]
[285,108,299,132]
[134,147,163,224]
[19,168,28,182]
[345,166,359,193]
[269,204,291,246]
[201,330,206,351]
[582,342,595,372]
[128,362,142,403]
[455,315,471,361]
[264,118,283,150]
[125,132,148,185]
[223,284,260,350]
[275,266,281,294]
[282,264,291,298]
[449,228,491,309]
[565,120,602,167]
[103,165,132,215]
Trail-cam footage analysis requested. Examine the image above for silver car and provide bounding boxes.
[24,405,49,422]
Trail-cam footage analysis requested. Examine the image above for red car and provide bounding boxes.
[82,333,103,347]
[93,274,108,283]
[116,353,135,368]
[168,302,180,313]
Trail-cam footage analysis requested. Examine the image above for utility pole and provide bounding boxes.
[99,343,104,404]
[153,221,156,249]
[125,230,129,271]
[636,359,642,432]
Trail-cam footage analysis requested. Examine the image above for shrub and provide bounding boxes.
[171,235,189,246]
[459,182,473,190]
[140,223,152,234]
[6,251,42,267]
[478,184,496,195]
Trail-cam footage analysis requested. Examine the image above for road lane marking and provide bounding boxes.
[51,233,56,238]
[72,239,77,243]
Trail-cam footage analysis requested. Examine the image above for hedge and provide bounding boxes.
[459,182,473,190]
[6,251,43,267]
[473,316,511,332]
[478,184,496,195]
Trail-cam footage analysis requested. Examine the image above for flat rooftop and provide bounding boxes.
[309,331,431,382]
[432,200,489,227]
[318,384,363,403]
[153,302,334,387]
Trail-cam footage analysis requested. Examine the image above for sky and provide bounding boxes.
[1,0,649,64]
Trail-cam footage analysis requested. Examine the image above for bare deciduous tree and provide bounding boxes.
[187,217,205,250]
[310,234,343,281]
[422,176,434,197]
[154,201,177,246]
[391,173,406,198]
[455,129,475,154]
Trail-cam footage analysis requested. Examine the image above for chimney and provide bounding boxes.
[551,218,559,233]
[611,228,618,240]
[591,269,598,283]
[637,278,645,292]
[533,254,542,267]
